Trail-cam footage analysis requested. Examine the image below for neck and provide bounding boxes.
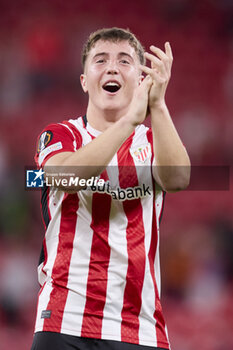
[86,103,129,131]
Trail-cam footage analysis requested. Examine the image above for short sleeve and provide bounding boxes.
[34,122,81,168]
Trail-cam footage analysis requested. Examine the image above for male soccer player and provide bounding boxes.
[31,27,190,350]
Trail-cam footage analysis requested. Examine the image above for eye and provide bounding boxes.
[120,59,130,64]
[96,59,105,64]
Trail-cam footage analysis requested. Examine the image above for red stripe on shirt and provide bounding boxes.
[61,121,83,149]
[146,129,154,154]
[117,139,146,344]
[148,181,168,346]
[81,176,111,338]
[43,192,79,332]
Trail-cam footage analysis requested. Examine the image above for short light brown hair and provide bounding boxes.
[81,27,145,68]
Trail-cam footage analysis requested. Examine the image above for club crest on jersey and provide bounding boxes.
[130,144,152,163]
[37,131,53,152]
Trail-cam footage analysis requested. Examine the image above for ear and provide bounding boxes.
[80,74,88,93]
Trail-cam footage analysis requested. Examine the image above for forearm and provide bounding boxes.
[44,117,135,190]
[151,102,191,191]
[65,117,134,168]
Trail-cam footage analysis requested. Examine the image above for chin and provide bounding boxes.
[102,103,121,112]
[103,100,129,112]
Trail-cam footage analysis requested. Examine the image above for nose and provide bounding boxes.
[106,60,119,74]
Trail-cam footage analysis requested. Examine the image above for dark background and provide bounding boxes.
[0,1,232,349]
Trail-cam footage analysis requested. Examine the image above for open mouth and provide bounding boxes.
[102,81,121,93]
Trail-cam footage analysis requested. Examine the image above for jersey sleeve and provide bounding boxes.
[34,122,82,168]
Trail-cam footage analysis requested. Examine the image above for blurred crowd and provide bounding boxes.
[0,1,232,349]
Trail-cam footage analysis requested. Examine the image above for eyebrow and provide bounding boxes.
[92,52,107,60]
[118,52,134,61]
[92,52,134,62]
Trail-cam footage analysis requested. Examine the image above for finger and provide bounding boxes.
[140,74,152,89]
[148,45,172,73]
[144,52,167,74]
[149,45,168,60]
[139,64,154,76]
[139,65,165,83]
[165,42,173,61]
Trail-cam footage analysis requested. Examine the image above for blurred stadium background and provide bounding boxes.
[0,0,232,349]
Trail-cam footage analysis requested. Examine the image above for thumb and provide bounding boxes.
[140,75,152,90]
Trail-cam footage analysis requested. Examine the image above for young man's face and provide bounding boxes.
[80,40,143,115]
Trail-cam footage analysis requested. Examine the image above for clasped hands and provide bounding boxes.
[141,42,173,109]
[127,42,173,126]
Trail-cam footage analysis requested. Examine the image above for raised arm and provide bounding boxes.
[140,42,191,192]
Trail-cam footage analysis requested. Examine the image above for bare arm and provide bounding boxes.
[140,43,190,192]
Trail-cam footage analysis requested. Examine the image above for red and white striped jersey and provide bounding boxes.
[34,116,170,349]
